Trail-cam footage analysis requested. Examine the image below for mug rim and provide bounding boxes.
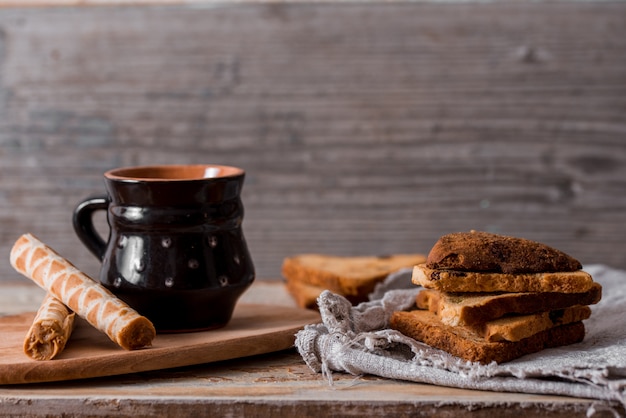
[104,164,244,182]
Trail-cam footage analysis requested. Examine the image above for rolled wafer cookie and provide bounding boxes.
[24,293,76,360]
[10,233,156,351]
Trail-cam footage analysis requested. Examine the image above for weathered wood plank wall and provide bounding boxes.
[0,2,625,283]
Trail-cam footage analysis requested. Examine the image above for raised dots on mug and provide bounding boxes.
[164,277,174,288]
[188,259,199,269]
[208,236,218,248]
[161,237,172,248]
[219,275,229,287]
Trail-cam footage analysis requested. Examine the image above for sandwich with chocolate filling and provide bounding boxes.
[390,231,602,364]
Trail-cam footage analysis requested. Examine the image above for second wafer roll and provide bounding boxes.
[24,293,75,360]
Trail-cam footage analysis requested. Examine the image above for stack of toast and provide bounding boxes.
[390,231,602,364]
[282,253,426,309]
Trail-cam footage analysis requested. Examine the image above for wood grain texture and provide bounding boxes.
[2,350,623,418]
[0,303,319,384]
[0,281,624,417]
[0,2,625,283]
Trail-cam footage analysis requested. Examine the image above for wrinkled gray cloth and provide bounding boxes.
[295,264,626,409]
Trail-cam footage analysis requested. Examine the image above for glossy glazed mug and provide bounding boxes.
[73,164,255,332]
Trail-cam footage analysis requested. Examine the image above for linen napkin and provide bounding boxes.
[295,264,626,410]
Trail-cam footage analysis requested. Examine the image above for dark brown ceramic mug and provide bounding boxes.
[72,164,255,332]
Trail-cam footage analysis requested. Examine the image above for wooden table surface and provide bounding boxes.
[0,281,623,418]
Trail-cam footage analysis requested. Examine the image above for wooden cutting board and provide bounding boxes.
[0,304,320,385]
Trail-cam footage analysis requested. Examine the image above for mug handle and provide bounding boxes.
[72,195,109,261]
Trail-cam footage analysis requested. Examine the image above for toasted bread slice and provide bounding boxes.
[416,284,602,326]
[426,231,581,274]
[284,279,323,309]
[470,305,591,342]
[284,278,378,310]
[282,254,426,301]
[413,264,596,294]
[390,309,586,364]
